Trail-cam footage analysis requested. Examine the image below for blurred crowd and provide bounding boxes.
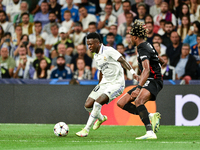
[0,0,200,84]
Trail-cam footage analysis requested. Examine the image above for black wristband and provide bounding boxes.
[137,85,142,89]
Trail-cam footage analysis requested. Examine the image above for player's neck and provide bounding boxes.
[136,39,145,46]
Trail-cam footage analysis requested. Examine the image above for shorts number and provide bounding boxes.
[143,80,150,87]
[93,85,100,92]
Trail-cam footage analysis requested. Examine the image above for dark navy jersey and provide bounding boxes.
[137,41,162,80]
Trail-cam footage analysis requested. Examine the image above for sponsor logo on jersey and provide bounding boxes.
[140,55,147,60]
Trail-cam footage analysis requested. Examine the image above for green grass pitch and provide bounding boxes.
[0,124,199,150]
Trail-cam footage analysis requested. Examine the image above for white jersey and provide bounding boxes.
[94,44,125,85]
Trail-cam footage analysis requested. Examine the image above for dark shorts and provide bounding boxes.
[127,79,163,101]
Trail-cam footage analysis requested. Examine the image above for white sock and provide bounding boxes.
[85,107,93,113]
[149,113,154,119]
[84,102,103,131]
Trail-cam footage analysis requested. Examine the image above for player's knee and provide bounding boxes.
[117,100,124,108]
[135,99,143,107]
[85,101,94,108]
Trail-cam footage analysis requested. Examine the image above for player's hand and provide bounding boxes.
[188,29,193,36]
[133,74,140,81]
[130,88,140,99]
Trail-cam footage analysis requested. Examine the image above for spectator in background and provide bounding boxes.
[118,0,136,27]
[1,32,15,57]
[73,58,92,80]
[123,33,136,55]
[79,6,97,33]
[131,0,149,16]
[50,54,72,79]
[70,44,92,72]
[13,53,34,79]
[144,14,159,34]
[190,0,200,20]
[72,21,86,54]
[0,10,15,35]
[61,0,79,22]
[33,58,51,79]
[153,42,162,56]
[168,0,182,18]
[171,43,197,84]
[103,24,122,45]
[167,31,182,65]
[34,1,50,27]
[133,2,147,23]
[51,43,72,69]
[61,10,74,33]
[118,12,134,37]
[112,0,123,17]
[98,2,117,36]
[157,19,165,36]
[45,23,60,56]
[80,0,101,15]
[0,46,16,78]
[177,3,195,27]
[153,2,176,27]
[42,12,61,35]
[183,21,200,47]
[14,34,31,57]
[13,1,34,25]
[33,36,49,58]
[161,21,174,47]
[161,54,175,80]
[106,32,117,49]
[2,0,21,22]
[52,26,74,58]
[49,0,62,22]
[150,0,162,17]
[146,22,155,44]
[152,34,166,56]
[29,21,48,46]
[190,34,200,78]
[12,25,22,46]
[19,12,34,35]
[33,48,51,71]
[177,15,191,42]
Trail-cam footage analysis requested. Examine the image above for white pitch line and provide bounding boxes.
[0,140,199,144]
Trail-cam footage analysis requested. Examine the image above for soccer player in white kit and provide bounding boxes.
[76,32,138,137]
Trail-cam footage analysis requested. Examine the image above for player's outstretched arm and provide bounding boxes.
[117,56,139,81]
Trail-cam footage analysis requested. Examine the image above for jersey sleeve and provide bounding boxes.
[138,45,151,62]
[105,48,122,61]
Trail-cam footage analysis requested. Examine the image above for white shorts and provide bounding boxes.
[88,82,125,103]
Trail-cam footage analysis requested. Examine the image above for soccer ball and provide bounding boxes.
[54,122,69,137]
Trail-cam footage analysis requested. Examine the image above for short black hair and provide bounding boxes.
[107,32,115,37]
[35,48,44,54]
[117,43,124,48]
[89,22,97,26]
[21,12,29,18]
[129,20,147,39]
[87,32,102,43]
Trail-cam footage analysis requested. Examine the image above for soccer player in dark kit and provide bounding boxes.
[117,20,165,139]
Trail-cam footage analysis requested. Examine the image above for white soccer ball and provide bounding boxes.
[54,122,69,137]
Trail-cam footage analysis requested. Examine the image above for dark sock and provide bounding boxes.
[123,102,138,115]
[136,105,152,131]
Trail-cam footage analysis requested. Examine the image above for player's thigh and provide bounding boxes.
[134,88,152,107]
[117,93,135,108]
[89,83,124,105]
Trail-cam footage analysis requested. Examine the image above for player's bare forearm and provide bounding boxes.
[139,59,150,86]
[99,71,102,83]
[117,56,132,70]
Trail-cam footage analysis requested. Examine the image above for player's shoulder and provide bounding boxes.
[103,45,116,52]
[138,42,156,53]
